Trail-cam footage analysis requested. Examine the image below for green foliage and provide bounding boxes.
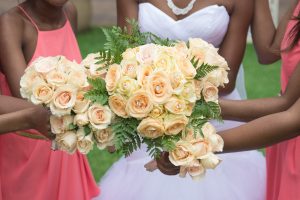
[101,19,176,64]
[192,100,221,120]
[191,57,219,79]
[68,123,77,131]
[112,117,142,157]
[84,78,109,105]
[96,50,113,69]
[84,125,92,136]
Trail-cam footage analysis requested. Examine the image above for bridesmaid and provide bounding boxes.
[0,0,99,199]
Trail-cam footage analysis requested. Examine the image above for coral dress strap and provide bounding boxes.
[17,5,39,31]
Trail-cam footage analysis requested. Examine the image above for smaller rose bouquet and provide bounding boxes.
[20,55,114,154]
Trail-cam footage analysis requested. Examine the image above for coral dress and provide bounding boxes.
[0,6,99,200]
[266,2,300,200]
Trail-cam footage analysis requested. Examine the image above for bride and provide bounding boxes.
[97,0,266,199]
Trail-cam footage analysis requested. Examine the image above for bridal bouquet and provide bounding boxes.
[20,55,114,154]
[84,22,229,180]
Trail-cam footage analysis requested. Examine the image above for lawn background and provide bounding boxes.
[77,28,281,182]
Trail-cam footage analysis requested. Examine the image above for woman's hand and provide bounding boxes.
[144,152,180,175]
[29,106,53,139]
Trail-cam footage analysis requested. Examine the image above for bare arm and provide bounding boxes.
[221,97,300,153]
[0,96,50,136]
[117,0,138,29]
[65,1,78,34]
[220,62,300,121]
[251,0,296,64]
[217,0,253,95]
[0,13,28,98]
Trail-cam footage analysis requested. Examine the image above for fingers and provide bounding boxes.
[156,152,180,175]
[144,160,158,172]
[107,145,116,153]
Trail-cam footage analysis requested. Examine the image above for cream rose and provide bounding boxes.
[153,52,174,73]
[137,118,164,139]
[174,41,189,57]
[146,71,173,104]
[56,131,77,154]
[194,80,202,100]
[204,50,229,70]
[169,72,186,95]
[136,44,158,65]
[50,115,74,134]
[68,69,88,88]
[185,160,206,180]
[30,81,54,105]
[122,48,138,60]
[185,102,195,116]
[202,81,219,102]
[201,153,221,169]
[164,114,188,136]
[73,92,90,114]
[137,65,153,86]
[105,64,121,94]
[77,129,94,154]
[176,58,196,79]
[149,105,166,118]
[164,97,186,115]
[181,81,197,103]
[121,60,138,78]
[190,139,211,159]
[74,112,89,126]
[116,76,139,97]
[108,94,129,118]
[50,85,77,116]
[169,140,195,166]
[201,122,224,152]
[20,68,43,90]
[126,90,153,119]
[31,56,58,73]
[94,128,115,150]
[45,69,68,87]
[206,68,229,87]
[88,104,112,130]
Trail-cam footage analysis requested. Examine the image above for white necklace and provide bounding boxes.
[167,0,197,15]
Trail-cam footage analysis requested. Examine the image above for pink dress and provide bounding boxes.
[266,2,300,200]
[0,6,100,200]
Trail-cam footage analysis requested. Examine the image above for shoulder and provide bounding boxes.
[0,8,24,42]
[64,1,78,32]
[231,0,253,17]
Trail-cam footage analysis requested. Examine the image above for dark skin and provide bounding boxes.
[0,95,51,137]
[117,0,253,95]
[0,0,78,99]
[154,0,300,175]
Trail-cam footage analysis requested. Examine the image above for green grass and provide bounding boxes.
[77,28,281,181]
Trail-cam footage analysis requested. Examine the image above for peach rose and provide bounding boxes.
[88,104,112,130]
[169,140,195,166]
[180,160,205,180]
[164,114,188,136]
[50,115,74,134]
[77,129,94,154]
[149,105,166,118]
[202,81,219,102]
[108,94,129,118]
[126,90,153,119]
[94,128,115,150]
[121,60,138,78]
[137,65,153,86]
[73,92,90,114]
[174,41,189,57]
[31,56,58,73]
[206,68,229,87]
[146,71,173,104]
[194,80,202,100]
[185,102,195,116]
[50,85,77,116]
[116,76,139,97]
[122,48,138,60]
[176,58,196,79]
[105,64,121,94]
[136,44,158,65]
[56,131,77,154]
[137,118,164,139]
[30,81,54,105]
[169,72,186,95]
[201,153,221,169]
[74,112,89,126]
[190,139,211,159]
[164,97,186,115]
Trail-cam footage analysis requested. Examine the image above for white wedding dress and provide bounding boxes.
[96,4,266,200]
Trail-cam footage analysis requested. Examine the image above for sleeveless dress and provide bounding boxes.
[0,6,99,200]
[266,2,300,200]
[96,4,266,200]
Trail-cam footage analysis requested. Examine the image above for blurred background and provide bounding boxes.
[0,0,295,182]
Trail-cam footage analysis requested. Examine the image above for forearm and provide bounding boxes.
[0,107,35,134]
[220,96,288,122]
[0,95,33,114]
[220,108,300,153]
